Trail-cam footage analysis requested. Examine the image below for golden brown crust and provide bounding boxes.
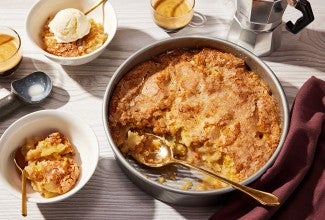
[41,18,107,57]
[109,48,281,189]
[22,132,80,198]
[24,158,80,197]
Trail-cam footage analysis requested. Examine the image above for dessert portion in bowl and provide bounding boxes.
[18,132,80,198]
[0,110,99,203]
[26,0,118,65]
[41,8,107,57]
[108,47,281,190]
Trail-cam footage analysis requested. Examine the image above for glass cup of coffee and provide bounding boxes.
[151,0,195,33]
[0,26,23,77]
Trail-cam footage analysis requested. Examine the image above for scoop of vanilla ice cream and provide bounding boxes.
[48,8,91,43]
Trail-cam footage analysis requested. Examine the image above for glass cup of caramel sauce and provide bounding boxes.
[151,0,195,33]
[0,26,23,77]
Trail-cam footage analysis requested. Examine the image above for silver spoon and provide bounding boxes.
[131,133,280,206]
[0,71,52,118]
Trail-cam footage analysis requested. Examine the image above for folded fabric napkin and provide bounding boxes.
[210,76,325,220]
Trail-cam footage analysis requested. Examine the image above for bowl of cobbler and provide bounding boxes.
[0,110,99,203]
[103,36,290,206]
[25,0,117,66]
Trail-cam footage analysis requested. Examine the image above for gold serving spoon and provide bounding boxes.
[13,148,28,217]
[84,0,108,15]
[131,133,280,206]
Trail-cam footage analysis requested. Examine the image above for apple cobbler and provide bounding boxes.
[41,18,107,57]
[108,48,281,190]
[20,132,80,198]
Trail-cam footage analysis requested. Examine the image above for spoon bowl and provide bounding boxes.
[131,133,280,206]
[12,71,52,104]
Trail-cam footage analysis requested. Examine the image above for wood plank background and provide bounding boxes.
[0,0,324,219]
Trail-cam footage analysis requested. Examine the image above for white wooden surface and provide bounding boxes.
[0,0,324,219]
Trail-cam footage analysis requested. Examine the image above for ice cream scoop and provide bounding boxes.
[49,8,91,43]
[0,71,52,118]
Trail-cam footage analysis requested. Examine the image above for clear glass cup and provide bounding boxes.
[151,0,195,33]
[0,26,23,77]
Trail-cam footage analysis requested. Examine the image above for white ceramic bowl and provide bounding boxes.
[0,110,99,203]
[26,0,118,66]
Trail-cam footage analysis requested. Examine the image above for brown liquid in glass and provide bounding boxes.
[0,34,22,77]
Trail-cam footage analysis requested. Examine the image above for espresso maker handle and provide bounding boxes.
[286,0,314,34]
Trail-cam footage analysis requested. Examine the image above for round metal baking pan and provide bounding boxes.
[103,36,290,206]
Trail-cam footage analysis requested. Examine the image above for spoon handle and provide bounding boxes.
[84,0,107,15]
[175,160,280,206]
[21,170,27,217]
[14,157,27,216]
[0,93,22,118]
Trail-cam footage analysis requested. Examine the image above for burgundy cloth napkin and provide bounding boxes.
[210,76,325,220]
